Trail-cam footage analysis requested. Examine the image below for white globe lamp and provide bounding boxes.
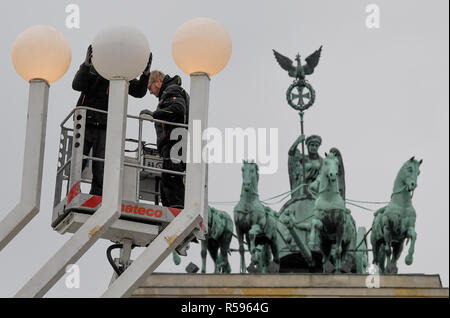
[92,26,150,81]
[11,25,71,84]
[172,17,232,76]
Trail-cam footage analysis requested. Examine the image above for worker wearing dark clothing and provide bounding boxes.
[73,45,151,195]
[141,71,189,208]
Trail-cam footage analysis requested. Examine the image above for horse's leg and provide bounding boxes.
[309,218,323,251]
[330,213,339,273]
[218,248,228,273]
[217,238,229,273]
[220,232,233,273]
[341,240,350,272]
[264,244,272,273]
[249,231,256,260]
[390,241,403,274]
[322,239,331,264]
[405,226,417,266]
[263,244,271,273]
[372,239,383,272]
[321,239,332,272]
[249,225,260,264]
[209,242,219,273]
[256,245,265,274]
[340,221,352,273]
[308,218,316,250]
[201,239,207,273]
[378,243,386,273]
[270,235,280,266]
[381,214,392,269]
[245,232,252,270]
[236,228,246,273]
[370,230,379,267]
[335,232,343,273]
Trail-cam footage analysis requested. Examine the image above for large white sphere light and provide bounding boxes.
[11,25,72,84]
[92,26,150,81]
[172,18,232,76]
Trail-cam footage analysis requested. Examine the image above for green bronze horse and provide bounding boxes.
[371,157,422,273]
[308,152,355,273]
[234,161,280,273]
[201,206,234,273]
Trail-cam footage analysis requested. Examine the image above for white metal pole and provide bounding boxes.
[102,73,210,298]
[187,73,210,235]
[15,78,129,298]
[0,80,49,251]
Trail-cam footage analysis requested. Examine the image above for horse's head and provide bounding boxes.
[398,156,423,192]
[322,152,340,183]
[242,160,259,193]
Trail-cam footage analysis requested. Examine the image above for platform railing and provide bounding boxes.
[54,106,187,208]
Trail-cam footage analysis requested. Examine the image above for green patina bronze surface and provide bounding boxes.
[288,134,324,199]
[233,161,280,273]
[370,157,422,273]
[308,152,356,273]
[273,46,322,111]
[201,206,234,274]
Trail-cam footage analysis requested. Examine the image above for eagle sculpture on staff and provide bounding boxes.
[273,46,323,111]
[273,46,323,81]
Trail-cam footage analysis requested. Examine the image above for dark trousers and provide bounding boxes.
[160,145,186,208]
[83,125,106,196]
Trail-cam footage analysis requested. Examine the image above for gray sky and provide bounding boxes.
[0,0,448,297]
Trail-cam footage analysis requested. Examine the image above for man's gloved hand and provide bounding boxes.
[140,109,154,121]
[140,109,153,116]
[84,45,93,66]
[143,52,153,76]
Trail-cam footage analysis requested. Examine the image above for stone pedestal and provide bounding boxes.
[132,273,448,298]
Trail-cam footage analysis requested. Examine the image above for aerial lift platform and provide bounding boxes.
[51,106,202,277]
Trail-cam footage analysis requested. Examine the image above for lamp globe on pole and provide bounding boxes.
[92,25,150,81]
[172,17,232,77]
[172,17,232,236]
[11,25,71,84]
[1,26,71,251]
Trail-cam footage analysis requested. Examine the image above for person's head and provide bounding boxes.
[148,70,165,96]
[306,135,322,155]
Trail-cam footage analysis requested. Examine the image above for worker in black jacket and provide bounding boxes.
[140,70,189,208]
[73,45,152,195]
